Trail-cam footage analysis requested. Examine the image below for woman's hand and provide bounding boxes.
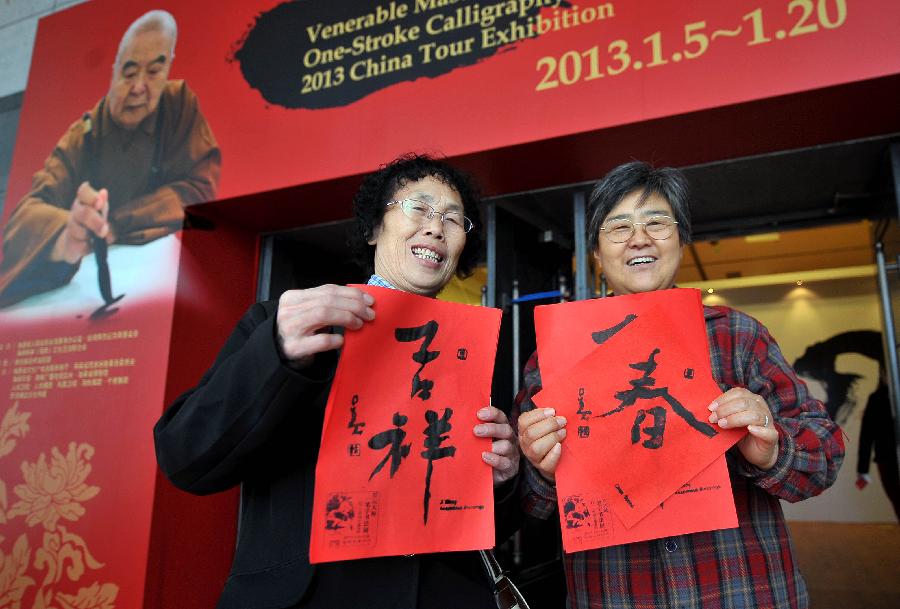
[708,388,779,470]
[275,285,375,368]
[517,408,567,482]
[474,406,519,485]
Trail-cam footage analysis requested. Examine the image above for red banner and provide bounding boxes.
[5,0,899,216]
[0,0,897,601]
[0,266,180,608]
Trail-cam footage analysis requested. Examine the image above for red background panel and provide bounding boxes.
[5,0,899,223]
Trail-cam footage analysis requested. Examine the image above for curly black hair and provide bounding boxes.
[349,153,483,278]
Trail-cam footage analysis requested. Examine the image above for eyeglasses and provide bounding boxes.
[386,198,474,233]
[600,215,678,243]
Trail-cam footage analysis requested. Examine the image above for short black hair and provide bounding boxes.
[350,153,483,278]
[587,161,692,254]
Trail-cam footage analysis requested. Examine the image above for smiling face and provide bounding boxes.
[594,189,684,295]
[108,29,173,130]
[369,176,467,297]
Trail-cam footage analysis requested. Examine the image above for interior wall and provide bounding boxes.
[702,278,895,523]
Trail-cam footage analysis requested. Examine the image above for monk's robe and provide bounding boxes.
[0,79,221,307]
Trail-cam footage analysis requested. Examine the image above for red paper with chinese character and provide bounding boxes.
[535,312,743,527]
[533,289,742,550]
[310,286,502,563]
[553,454,737,553]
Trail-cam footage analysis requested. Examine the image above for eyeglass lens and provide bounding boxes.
[603,216,675,242]
[399,199,473,232]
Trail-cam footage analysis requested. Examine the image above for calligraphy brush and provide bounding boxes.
[89,233,124,320]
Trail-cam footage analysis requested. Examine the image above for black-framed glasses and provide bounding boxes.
[386,198,474,233]
[600,215,678,243]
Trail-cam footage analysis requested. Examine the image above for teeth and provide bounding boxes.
[628,257,656,266]
[412,247,443,263]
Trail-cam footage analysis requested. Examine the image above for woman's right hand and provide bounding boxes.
[518,407,567,482]
[276,285,376,368]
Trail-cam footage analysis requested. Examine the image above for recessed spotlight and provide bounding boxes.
[796,280,803,286]
[707,288,714,294]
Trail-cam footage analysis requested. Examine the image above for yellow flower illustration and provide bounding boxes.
[0,534,35,609]
[0,403,30,460]
[7,444,100,532]
[55,582,118,609]
[35,526,103,589]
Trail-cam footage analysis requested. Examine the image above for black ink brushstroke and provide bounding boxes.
[597,349,718,438]
[630,406,666,449]
[614,484,634,508]
[421,408,455,525]
[576,387,592,420]
[368,412,411,481]
[591,314,637,345]
[396,321,440,400]
[89,235,124,320]
[232,0,571,109]
[793,330,883,423]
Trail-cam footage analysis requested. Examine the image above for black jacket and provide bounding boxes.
[154,301,519,609]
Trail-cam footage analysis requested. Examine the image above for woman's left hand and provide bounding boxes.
[708,387,779,470]
[473,406,520,485]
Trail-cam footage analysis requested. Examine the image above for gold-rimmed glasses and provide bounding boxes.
[386,198,474,233]
[600,215,678,243]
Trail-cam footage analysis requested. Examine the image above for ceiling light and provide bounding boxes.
[744,233,781,243]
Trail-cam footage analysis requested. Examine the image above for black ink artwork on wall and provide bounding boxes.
[793,330,883,424]
[232,0,572,109]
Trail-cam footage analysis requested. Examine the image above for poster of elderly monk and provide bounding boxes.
[0,7,223,609]
[0,9,220,313]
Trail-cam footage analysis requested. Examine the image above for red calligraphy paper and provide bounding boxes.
[554,454,736,553]
[532,289,742,550]
[310,286,502,563]
[534,312,742,527]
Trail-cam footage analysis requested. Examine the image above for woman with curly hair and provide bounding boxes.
[154,154,520,609]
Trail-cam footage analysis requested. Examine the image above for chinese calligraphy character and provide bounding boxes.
[421,408,456,524]
[598,348,717,447]
[395,320,440,400]
[576,387,592,420]
[591,314,637,345]
[630,406,667,449]
[368,412,411,481]
[348,394,365,435]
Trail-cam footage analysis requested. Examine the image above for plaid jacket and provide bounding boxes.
[517,305,845,609]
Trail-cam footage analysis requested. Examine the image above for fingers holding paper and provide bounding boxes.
[518,407,567,482]
[475,406,520,485]
[708,387,779,470]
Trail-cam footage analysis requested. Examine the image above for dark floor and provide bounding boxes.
[787,521,900,609]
